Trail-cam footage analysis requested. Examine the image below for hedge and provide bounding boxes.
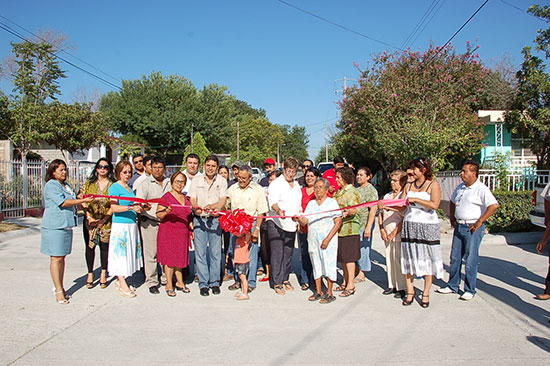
[485,190,535,233]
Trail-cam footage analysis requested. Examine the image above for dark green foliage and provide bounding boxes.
[485,190,535,233]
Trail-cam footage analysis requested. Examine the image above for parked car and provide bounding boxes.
[530,183,549,228]
[317,162,333,174]
[251,167,262,183]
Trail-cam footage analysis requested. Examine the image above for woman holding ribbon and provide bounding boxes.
[333,166,361,297]
[401,158,443,308]
[81,158,115,289]
[107,160,147,298]
[42,159,93,304]
[156,171,194,297]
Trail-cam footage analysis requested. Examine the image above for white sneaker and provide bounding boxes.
[459,292,474,301]
[435,286,455,294]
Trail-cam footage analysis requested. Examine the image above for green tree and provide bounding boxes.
[181,132,211,170]
[337,43,489,173]
[4,40,66,158]
[236,115,284,166]
[279,124,309,162]
[39,102,109,161]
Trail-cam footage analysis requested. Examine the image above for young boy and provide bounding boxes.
[234,234,251,300]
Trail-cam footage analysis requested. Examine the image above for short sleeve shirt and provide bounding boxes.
[188,173,228,208]
[451,180,498,221]
[356,184,378,227]
[333,184,360,237]
[267,175,302,232]
[109,182,138,224]
[226,181,269,216]
[135,176,171,221]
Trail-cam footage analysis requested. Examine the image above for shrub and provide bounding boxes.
[485,190,535,233]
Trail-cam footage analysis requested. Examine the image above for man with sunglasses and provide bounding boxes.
[129,154,145,189]
[436,160,499,301]
[132,156,154,193]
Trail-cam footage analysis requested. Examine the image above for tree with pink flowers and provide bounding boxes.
[337,43,492,173]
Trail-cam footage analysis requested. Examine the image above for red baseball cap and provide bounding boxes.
[264,158,276,166]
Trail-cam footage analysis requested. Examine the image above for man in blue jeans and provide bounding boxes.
[188,155,228,297]
[436,161,499,301]
[225,165,268,293]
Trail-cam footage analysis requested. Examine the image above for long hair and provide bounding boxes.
[88,158,115,183]
[45,159,67,182]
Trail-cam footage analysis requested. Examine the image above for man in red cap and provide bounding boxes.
[259,158,277,188]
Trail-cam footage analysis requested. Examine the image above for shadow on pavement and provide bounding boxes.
[526,335,550,353]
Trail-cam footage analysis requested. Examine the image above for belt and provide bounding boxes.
[141,216,160,225]
[456,219,477,225]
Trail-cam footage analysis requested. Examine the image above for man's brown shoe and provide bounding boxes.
[535,293,550,300]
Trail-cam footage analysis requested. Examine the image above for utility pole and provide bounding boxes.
[325,123,328,162]
[236,119,240,160]
[190,123,194,153]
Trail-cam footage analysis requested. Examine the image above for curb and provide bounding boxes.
[0,226,41,243]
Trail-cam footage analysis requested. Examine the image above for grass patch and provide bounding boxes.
[0,222,27,233]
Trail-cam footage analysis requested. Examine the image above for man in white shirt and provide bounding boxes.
[182,153,202,195]
[132,155,154,192]
[437,161,499,300]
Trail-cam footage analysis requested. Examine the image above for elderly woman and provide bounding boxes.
[41,159,92,304]
[296,178,342,303]
[81,158,115,289]
[297,166,321,290]
[267,157,302,295]
[401,158,443,308]
[108,161,147,298]
[333,166,361,297]
[156,171,194,297]
[378,170,408,298]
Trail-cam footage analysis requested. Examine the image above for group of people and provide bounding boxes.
[44,152,537,308]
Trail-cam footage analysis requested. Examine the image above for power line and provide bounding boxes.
[275,0,403,50]
[0,14,122,84]
[428,0,489,63]
[0,21,121,91]
[408,0,447,48]
[498,0,549,23]
[400,0,441,49]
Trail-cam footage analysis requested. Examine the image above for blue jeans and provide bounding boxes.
[357,226,374,272]
[298,232,313,285]
[231,235,259,288]
[193,217,223,289]
[447,224,485,294]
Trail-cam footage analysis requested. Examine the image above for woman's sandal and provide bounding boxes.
[339,288,356,297]
[166,289,176,297]
[274,285,285,295]
[175,285,190,293]
[402,293,415,306]
[308,293,323,301]
[100,282,107,289]
[421,294,430,308]
[301,283,310,291]
[283,281,294,291]
[54,290,70,304]
[334,284,346,292]
[117,287,136,298]
[86,282,93,289]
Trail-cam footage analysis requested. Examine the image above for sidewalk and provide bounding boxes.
[0,220,549,365]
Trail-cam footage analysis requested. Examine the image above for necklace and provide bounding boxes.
[414,179,426,190]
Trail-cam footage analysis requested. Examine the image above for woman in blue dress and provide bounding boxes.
[41,159,93,304]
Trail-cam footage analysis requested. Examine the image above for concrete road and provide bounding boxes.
[0,219,549,365]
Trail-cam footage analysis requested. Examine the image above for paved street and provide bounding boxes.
[1,219,549,365]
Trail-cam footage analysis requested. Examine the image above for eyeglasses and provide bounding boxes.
[173,180,186,185]
[133,159,143,164]
[97,165,109,170]
[302,165,312,169]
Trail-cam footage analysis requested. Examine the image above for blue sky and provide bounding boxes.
[0,0,547,160]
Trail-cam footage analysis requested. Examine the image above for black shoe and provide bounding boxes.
[248,287,255,293]
[200,287,209,297]
[394,290,406,298]
[211,286,221,295]
[402,293,414,306]
[149,286,160,294]
[382,288,395,295]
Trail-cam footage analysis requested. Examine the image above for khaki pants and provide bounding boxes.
[141,220,165,287]
[384,236,406,291]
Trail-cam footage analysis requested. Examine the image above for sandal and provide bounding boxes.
[402,292,415,306]
[274,285,285,295]
[236,293,250,301]
[166,289,176,297]
[421,294,430,308]
[319,294,336,304]
[100,282,107,289]
[339,288,356,297]
[175,285,190,293]
[117,287,136,298]
[228,282,241,291]
[353,276,366,283]
[308,293,323,301]
[334,284,346,292]
[86,281,93,289]
[301,283,310,291]
[54,290,70,304]
[283,281,294,291]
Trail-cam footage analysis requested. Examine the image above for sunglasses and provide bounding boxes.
[302,165,312,169]
[134,159,143,164]
[97,165,109,170]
